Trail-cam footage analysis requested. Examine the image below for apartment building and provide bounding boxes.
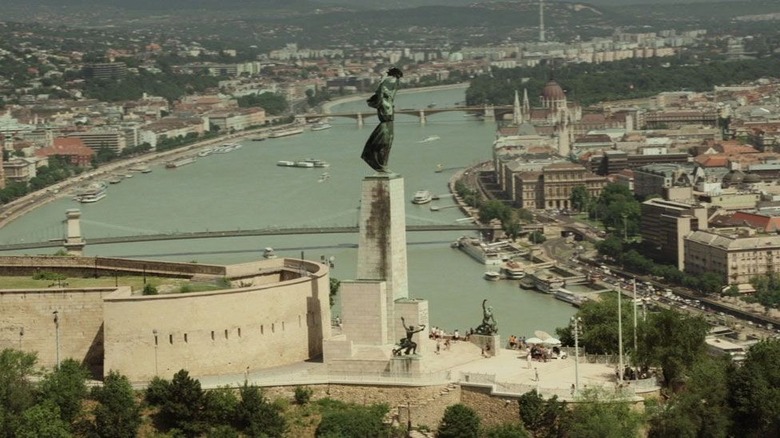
[514,162,607,210]
[633,163,695,199]
[207,108,266,132]
[67,130,127,154]
[640,198,708,270]
[685,228,780,284]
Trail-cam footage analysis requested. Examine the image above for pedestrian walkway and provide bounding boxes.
[179,338,654,403]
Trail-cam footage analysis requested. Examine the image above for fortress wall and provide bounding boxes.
[0,287,119,374]
[0,256,226,278]
[460,384,524,427]
[103,261,331,382]
[262,383,460,431]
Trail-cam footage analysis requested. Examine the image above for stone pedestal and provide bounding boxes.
[389,355,421,375]
[340,280,387,345]
[394,298,430,355]
[471,334,500,357]
[356,174,409,342]
[324,174,432,376]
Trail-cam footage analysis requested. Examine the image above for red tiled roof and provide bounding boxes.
[38,137,94,157]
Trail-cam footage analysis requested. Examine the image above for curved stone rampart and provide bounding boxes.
[0,256,331,382]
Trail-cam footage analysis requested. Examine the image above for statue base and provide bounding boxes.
[470,334,500,357]
[389,354,421,375]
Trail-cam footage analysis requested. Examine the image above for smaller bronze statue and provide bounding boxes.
[475,299,498,335]
[361,67,403,173]
[393,316,426,356]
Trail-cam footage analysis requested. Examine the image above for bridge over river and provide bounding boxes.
[0,224,498,252]
[298,104,514,126]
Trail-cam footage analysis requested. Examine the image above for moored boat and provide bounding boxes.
[129,165,152,173]
[501,261,526,279]
[412,190,433,204]
[74,182,108,203]
[554,289,588,307]
[484,271,501,281]
[310,122,332,131]
[418,135,440,143]
[301,158,330,168]
[269,127,304,138]
[453,236,528,265]
[165,156,197,168]
[198,148,216,157]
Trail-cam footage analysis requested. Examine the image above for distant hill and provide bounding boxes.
[0,0,758,11]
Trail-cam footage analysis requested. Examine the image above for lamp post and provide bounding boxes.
[571,316,582,395]
[617,287,624,383]
[406,401,412,438]
[632,277,638,382]
[53,311,60,369]
[18,326,23,350]
[152,329,159,376]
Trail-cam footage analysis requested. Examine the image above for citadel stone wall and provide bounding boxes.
[0,256,331,382]
[103,259,332,382]
[0,286,117,375]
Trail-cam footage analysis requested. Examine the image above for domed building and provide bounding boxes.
[541,79,567,111]
[721,169,745,188]
[743,172,762,185]
[512,77,582,157]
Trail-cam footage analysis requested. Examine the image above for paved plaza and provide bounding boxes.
[190,338,653,402]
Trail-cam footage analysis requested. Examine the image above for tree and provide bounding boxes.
[636,309,709,387]
[528,230,546,244]
[503,220,522,241]
[559,388,643,438]
[482,423,530,438]
[594,183,640,236]
[329,277,341,307]
[315,399,389,438]
[13,401,71,438]
[237,92,288,115]
[91,371,141,438]
[157,369,206,436]
[569,185,590,212]
[437,404,480,438]
[647,357,732,438]
[38,358,89,424]
[517,390,564,437]
[556,293,634,356]
[595,236,623,261]
[729,339,780,438]
[235,383,286,438]
[0,349,38,436]
[202,386,239,429]
[479,200,512,224]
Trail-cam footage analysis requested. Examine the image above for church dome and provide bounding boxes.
[542,80,566,101]
[722,170,744,185]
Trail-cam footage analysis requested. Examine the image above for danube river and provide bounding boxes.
[0,86,576,337]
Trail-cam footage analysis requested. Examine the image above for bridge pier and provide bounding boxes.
[483,104,495,123]
[419,110,426,125]
[357,113,364,128]
[63,209,85,256]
